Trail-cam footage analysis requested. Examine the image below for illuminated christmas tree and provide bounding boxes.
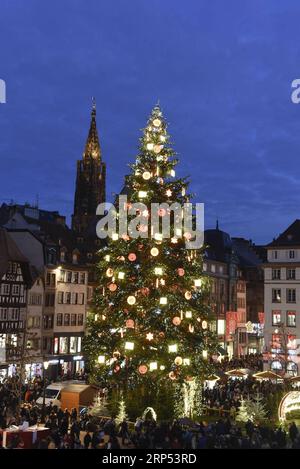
[83,104,219,416]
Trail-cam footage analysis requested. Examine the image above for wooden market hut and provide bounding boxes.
[60,384,97,412]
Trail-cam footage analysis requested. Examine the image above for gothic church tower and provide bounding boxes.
[72,99,106,234]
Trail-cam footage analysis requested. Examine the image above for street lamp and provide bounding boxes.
[41,361,49,424]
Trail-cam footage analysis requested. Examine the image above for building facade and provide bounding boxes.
[263,220,300,376]
[0,228,32,381]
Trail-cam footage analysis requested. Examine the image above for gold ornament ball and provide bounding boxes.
[202,320,208,329]
[127,296,136,305]
[153,118,161,127]
[174,356,183,366]
[150,247,159,257]
[142,171,151,180]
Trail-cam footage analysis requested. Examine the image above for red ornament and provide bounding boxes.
[138,365,148,375]
[177,268,185,276]
[108,283,117,292]
[158,332,165,338]
[140,287,150,296]
[114,365,121,373]
[128,253,137,262]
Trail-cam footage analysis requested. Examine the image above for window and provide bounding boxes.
[12,285,20,295]
[287,289,296,303]
[57,291,64,304]
[0,308,8,320]
[56,313,63,326]
[287,335,297,350]
[78,293,85,305]
[79,273,85,284]
[45,293,55,307]
[272,269,281,280]
[42,337,48,351]
[46,273,56,286]
[273,251,278,260]
[78,314,84,326]
[34,316,40,328]
[287,269,296,280]
[59,337,68,354]
[43,315,53,329]
[287,362,298,377]
[287,311,296,327]
[272,289,281,303]
[289,250,295,259]
[27,316,34,328]
[59,270,65,282]
[71,293,78,305]
[272,334,281,349]
[272,310,281,326]
[1,284,10,295]
[64,314,70,326]
[271,360,283,371]
[203,263,207,272]
[211,264,216,273]
[71,314,76,326]
[65,292,71,304]
[72,253,78,264]
[10,309,19,320]
[54,337,59,354]
[70,336,78,353]
[66,271,72,283]
[72,272,79,283]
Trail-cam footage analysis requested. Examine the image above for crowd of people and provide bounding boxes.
[3,414,300,450]
[212,353,264,373]
[203,376,284,417]
[0,354,299,449]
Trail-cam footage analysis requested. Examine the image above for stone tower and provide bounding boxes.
[72,99,106,234]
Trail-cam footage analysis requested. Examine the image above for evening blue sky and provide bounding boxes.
[1,0,300,243]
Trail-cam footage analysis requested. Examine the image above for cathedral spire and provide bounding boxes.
[83,97,101,160]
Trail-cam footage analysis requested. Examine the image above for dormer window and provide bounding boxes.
[60,250,66,262]
[72,249,80,264]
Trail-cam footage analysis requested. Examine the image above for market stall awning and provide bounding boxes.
[253,371,282,380]
[225,369,247,377]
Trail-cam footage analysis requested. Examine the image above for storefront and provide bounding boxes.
[46,355,85,381]
[24,362,43,382]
